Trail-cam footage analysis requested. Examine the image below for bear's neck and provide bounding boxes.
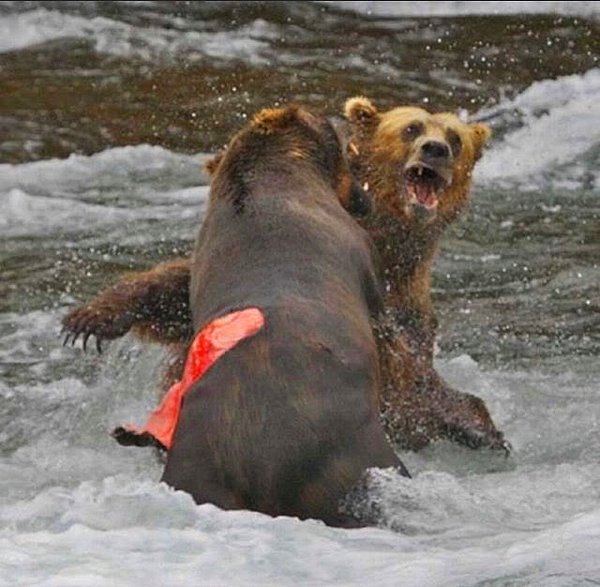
[361,205,439,322]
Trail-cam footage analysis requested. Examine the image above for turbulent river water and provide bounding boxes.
[1,2,599,585]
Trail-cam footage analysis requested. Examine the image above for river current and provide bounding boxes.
[1,2,599,585]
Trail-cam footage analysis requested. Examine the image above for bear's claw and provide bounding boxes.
[61,305,133,353]
[451,424,509,453]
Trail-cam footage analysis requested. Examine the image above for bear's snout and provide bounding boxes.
[421,140,451,161]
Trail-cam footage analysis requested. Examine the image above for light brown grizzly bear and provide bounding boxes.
[342,97,506,451]
[62,97,508,453]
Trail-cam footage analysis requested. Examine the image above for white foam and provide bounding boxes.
[0,145,201,192]
[321,1,600,18]
[1,472,599,587]
[475,69,600,190]
[1,188,138,237]
[0,145,209,237]
[0,8,274,63]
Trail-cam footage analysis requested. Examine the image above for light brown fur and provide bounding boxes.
[344,99,490,352]
[344,97,505,451]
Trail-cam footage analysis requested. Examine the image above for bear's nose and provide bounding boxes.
[421,141,450,160]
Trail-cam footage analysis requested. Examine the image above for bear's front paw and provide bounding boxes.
[442,394,511,455]
[444,418,511,455]
[61,305,135,352]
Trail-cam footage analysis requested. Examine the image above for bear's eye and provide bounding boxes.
[402,122,423,141]
[446,129,462,156]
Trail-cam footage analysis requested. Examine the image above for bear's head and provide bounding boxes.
[206,105,371,217]
[344,97,490,227]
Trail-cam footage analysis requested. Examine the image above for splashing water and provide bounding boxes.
[1,2,599,586]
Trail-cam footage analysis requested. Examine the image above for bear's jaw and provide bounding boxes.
[403,163,451,212]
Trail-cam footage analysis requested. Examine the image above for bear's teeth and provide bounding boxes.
[407,185,417,202]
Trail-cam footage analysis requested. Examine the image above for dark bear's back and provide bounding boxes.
[162,304,400,524]
[189,179,381,331]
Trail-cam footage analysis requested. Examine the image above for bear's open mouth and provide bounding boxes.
[403,164,449,210]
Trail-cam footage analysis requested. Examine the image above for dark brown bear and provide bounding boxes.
[76,104,409,526]
[63,98,507,453]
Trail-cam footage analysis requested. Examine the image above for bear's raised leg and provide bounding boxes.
[62,258,192,351]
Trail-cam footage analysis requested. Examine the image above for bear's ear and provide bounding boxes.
[469,122,491,161]
[252,105,301,134]
[204,150,225,176]
[344,96,379,126]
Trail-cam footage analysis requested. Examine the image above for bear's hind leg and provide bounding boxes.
[382,367,509,453]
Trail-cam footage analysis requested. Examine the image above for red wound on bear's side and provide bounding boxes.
[114,307,265,450]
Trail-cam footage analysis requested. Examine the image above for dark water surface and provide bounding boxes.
[1,2,599,586]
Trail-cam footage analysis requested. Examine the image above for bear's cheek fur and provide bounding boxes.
[435,145,476,220]
[374,124,410,160]
[367,129,411,190]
